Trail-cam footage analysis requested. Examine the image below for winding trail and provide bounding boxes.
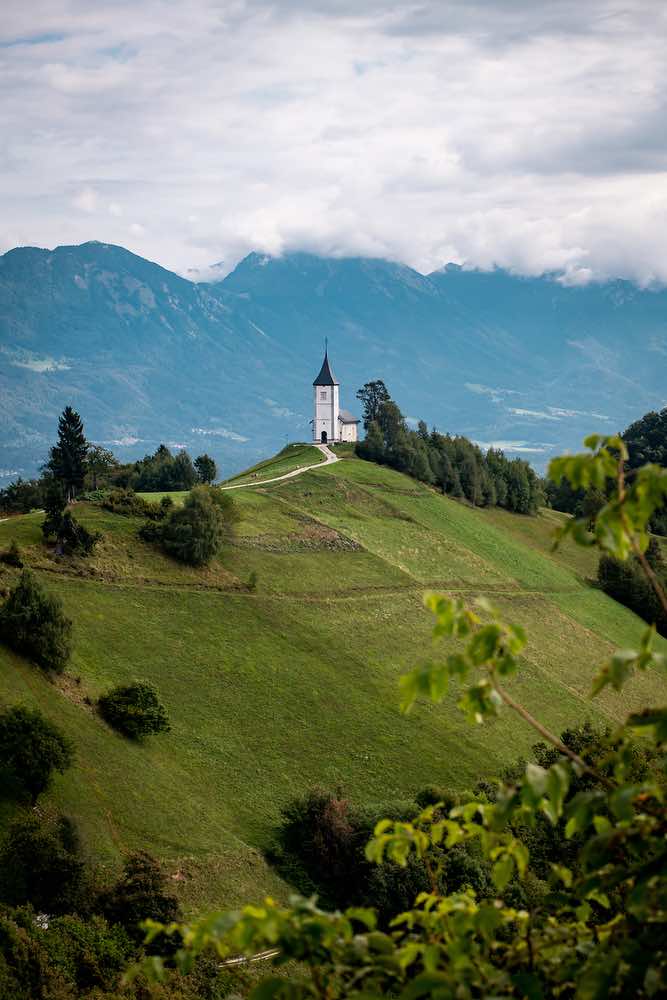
[219,443,338,491]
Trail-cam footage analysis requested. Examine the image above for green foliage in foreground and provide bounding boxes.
[137,436,667,999]
[0,570,72,673]
[98,682,170,740]
[0,705,74,804]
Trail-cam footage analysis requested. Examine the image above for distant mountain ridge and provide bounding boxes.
[1,240,665,480]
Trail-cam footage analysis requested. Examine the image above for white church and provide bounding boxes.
[311,347,360,444]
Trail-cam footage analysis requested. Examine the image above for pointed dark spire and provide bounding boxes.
[313,346,339,386]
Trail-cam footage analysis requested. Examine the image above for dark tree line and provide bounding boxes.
[598,537,667,637]
[0,406,219,514]
[355,382,542,514]
[546,405,667,535]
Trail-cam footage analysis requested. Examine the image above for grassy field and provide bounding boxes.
[0,450,665,914]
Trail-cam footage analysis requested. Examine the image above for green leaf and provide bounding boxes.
[627,706,667,745]
[550,863,573,888]
[543,761,570,823]
[492,854,514,891]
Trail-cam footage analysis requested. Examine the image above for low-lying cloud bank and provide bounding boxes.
[1,1,667,284]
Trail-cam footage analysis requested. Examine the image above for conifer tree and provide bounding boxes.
[194,453,217,484]
[47,406,88,501]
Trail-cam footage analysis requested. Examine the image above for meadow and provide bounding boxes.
[1,450,665,914]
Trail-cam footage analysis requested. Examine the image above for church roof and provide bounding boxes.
[313,349,339,386]
[338,408,360,424]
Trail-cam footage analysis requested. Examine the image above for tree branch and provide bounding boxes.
[491,679,615,790]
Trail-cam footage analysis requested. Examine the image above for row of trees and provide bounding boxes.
[0,405,218,514]
[116,445,216,493]
[355,381,542,514]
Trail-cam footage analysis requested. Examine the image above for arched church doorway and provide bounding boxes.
[321,430,328,444]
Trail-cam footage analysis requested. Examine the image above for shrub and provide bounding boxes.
[0,570,72,672]
[0,705,74,804]
[56,512,101,557]
[138,519,164,543]
[98,681,170,739]
[0,907,62,1000]
[0,539,23,568]
[0,814,85,914]
[0,477,44,515]
[247,570,258,592]
[102,487,159,519]
[40,913,133,993]
[100,852,179,944]
[157,486,238,566]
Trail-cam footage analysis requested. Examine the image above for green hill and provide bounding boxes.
[1,450,665,915]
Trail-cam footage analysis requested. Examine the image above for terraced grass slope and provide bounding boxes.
[1,451,665,915]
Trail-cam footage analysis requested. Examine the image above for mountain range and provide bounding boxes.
[1,240,666,481]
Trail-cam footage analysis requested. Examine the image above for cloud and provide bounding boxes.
[465,382,521,403]
[508,407,562,421]
[72,187,98,213]
[10,355,70,372]
[474,440,550,454]
[547,406,611,420]
[1,2,667,283]
[263,398,301,420]
[104,435,142,446]
[191,426,249,442]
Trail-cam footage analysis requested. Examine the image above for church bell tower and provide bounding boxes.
[312,345,340,443]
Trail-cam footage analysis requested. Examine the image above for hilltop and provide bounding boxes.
[0,448,666,914]
[2,241,667,481]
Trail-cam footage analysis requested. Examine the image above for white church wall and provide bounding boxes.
[313,383,339,441]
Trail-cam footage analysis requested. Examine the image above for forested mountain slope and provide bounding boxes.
[2,241,666,481]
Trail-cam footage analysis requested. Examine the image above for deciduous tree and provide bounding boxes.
[0,570,73,672]
[0,705,74,804]
[356,380,390,429]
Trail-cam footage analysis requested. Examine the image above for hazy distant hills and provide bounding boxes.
[1,240,666,480]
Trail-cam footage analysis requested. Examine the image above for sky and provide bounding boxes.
[2,0,667,283]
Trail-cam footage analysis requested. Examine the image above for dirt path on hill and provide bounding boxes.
[219,443,338,490]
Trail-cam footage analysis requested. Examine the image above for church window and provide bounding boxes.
[320,390,327,400]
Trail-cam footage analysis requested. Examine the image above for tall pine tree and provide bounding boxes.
[47,406,88,501]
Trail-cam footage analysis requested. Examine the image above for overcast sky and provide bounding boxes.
[2,0,667,282]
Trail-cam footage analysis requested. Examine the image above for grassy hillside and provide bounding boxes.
[1,450,665,915]
[220,442,326,485]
